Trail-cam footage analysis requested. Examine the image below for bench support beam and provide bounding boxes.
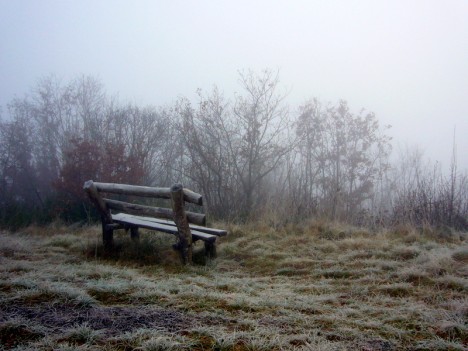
[130,227,140,241]
[84,180,114,249]
[204,241,217,259]
[171,183,193,265]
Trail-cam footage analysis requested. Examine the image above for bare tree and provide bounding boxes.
[0,104,39,226]
[296,99,391,221]
[177,88,238,217]
[391,144,468,230]
[230,69,292,217]
[177,70,292,219]
[107,103,169,185]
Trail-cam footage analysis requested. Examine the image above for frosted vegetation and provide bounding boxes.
[0,224,466,350]
[0,70,466,230]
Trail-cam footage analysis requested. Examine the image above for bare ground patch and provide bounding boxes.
[0,303,196,338]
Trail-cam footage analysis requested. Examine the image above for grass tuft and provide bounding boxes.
[377,283,413,297]
[451,247,468,263]
[61,323,102,345]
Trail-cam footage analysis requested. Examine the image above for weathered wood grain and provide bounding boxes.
[93,182,203,206]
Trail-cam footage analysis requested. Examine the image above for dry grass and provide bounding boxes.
[0,222,467,350]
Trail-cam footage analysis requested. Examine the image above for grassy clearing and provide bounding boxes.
[0,223,467,350]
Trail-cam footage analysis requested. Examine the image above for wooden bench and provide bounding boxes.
[83,180,227,264]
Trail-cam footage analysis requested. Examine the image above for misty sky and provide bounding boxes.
[1,0,467,171]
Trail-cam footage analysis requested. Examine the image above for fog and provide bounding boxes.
[1,0,467,170]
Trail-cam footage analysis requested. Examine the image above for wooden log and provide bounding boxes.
[186,222,227,237]
[170,183,192,265]
[130,227,139,241]
[83,181,112,222]
[103,198,206,226]
[204,241,217,259]
[92,181,203,206]
[111,213,217,242]
[83,180,114,248]
[101,222,114,248]
[114,215,226,236]
[105,223,124,230]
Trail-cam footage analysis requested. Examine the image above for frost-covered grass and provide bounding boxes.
[0,223,466,350]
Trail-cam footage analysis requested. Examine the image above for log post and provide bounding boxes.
[130,227,140,241]
[204,241,217,259]
[83,180,114,249]
[170,183,192,265]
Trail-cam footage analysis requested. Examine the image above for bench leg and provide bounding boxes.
[204,241,217,259]
[173,237,192,265]
[179,240,192,265]
[130,227,140,241]
[102,221,114,249]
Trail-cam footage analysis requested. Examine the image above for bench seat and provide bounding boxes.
[111,213,226,243]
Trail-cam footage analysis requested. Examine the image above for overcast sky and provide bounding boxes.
[1,0,467,171]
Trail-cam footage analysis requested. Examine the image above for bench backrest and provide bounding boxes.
[83,180,205,225]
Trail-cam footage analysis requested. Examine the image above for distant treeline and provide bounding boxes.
[1,71,467,230]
